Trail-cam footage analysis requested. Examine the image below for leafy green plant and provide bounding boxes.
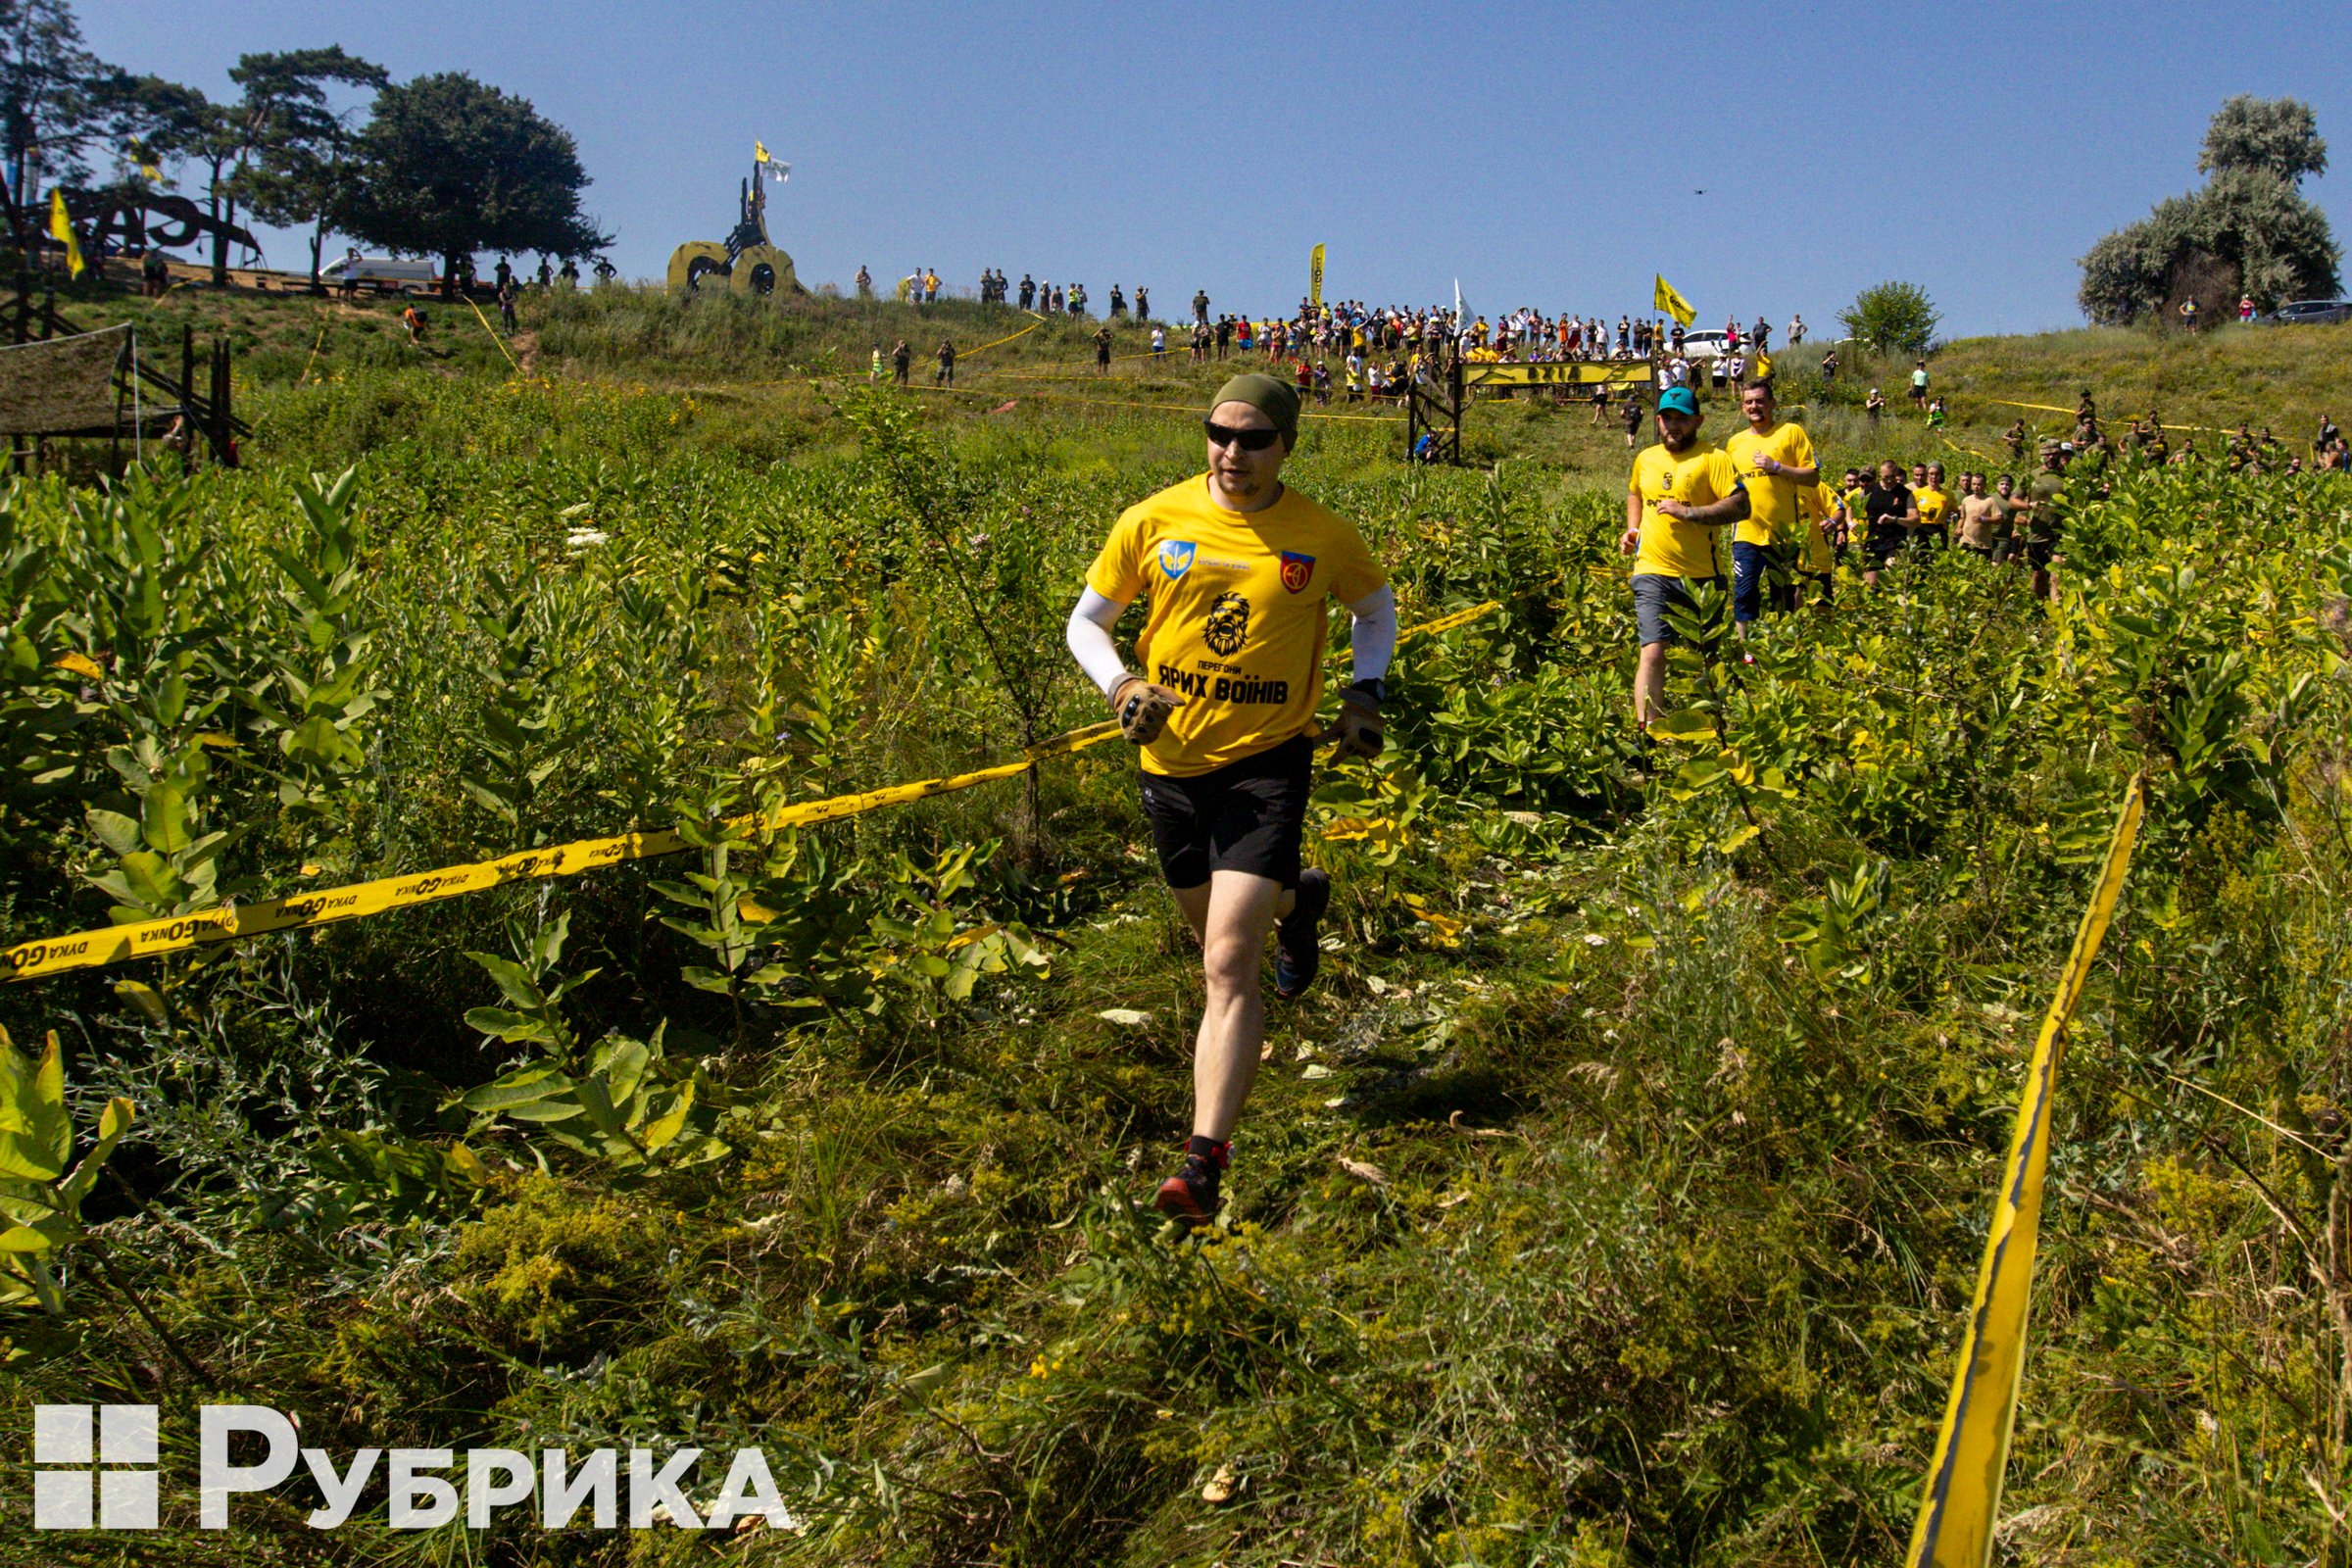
[0,1028,134,1315]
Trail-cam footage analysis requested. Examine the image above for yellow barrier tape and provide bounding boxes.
[465,294,523,375]
[1905,776,2145,1568]
[1984,398,2228,436]
[4,605,1496,982]
[954,310,1047,361]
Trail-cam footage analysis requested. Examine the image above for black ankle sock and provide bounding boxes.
[1186,1136,1230,1169]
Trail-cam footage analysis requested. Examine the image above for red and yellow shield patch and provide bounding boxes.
[1279,551,1314,594]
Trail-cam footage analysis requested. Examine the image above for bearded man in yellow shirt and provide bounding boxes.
[1621,384,1749,725]
[1065,372,1396,1229]
[1722,378,1820,632]
[1914,462,1953,550]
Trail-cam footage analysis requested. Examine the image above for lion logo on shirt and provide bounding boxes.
[1202,591,1250,656]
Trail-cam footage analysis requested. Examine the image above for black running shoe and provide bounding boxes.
[1153,1152,1222,1228]
[1274,867,1331,1001]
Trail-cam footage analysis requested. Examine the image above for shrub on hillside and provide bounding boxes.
[2080,95,2341,323]
[1836,280,1939,355]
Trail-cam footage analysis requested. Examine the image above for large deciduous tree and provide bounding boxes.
[117,47,387,286]
[231,49,388,289]
[1837,280,1940,356]
[0,0,115,262]
[335,74,609,298]
[2079,96,2339,325]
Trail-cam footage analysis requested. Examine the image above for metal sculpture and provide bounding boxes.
[665,153,801,299]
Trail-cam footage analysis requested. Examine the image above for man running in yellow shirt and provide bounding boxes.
[1621,384,1749,725]
[1065,372,1396,1229]
[1722,378,1819,634]
[1914,462,1952,550]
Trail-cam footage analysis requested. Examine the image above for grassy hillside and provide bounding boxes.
[2,281,2350,1564]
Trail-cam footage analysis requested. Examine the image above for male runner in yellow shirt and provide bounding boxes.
[1620,384,1749,725]
[1914,462,1953,550]
[1066,372,1396,1228]
[1722,378,1819,632]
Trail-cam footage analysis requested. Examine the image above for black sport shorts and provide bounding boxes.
[1138,734,1311,891]
[1864,523,1910,566]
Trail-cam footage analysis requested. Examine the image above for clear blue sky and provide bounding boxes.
[81,0,2352,338]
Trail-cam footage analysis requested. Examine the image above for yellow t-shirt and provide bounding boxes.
[1914,486,1951,533]
[1723,420,1818,547]
[1628,441,1743,580]
[1841,487,1870,531]
[1087,476,1387,777]
[1800,481,1838,572]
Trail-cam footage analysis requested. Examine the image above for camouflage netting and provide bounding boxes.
[0,324,127,434]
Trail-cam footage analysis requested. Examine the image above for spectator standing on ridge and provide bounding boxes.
[1193,288,1209,325]
[1018,273,1036,310]
[493,256,512,290]
[1909,359,1929,408]
[1865,386,1885,424]
[856,265,872,298]
[1819,347,1838,382]
[1751,315,1771,352]
[1109,284,1126,318]
[1152,323,1168,357]
[1135,286,1151,321]
[2179,296,2200,332]
[1787,314,1805,346]
[497,279,518,332]
[1094,323,1113,374]
[891,339,911,385]
[2238,293,2255,322]
[935,338,956,387]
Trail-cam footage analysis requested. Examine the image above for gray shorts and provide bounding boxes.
[1632,572,1725,647]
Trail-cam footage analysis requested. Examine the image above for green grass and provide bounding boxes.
[0,281,2349,1565]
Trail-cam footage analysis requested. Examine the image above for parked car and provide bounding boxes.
[1677,329,1731,358]
[2262,299,2352,326]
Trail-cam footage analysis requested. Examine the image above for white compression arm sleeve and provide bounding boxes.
[1066,587,1132,699]
[1348,583,1397,685]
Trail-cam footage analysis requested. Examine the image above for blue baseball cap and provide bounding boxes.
[1657,386,1700,416]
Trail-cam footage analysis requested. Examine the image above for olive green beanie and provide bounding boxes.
[1208,372,1300,446]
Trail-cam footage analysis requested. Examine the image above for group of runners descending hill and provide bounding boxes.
[1061,363,2109,1229]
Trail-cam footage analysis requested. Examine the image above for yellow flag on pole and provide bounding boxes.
[48,190,86,280]
[754,140,770,163]
[1653,273,1694,327]
[1309,243,1325,306]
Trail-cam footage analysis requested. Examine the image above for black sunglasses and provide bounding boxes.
[1203,419,1284,451]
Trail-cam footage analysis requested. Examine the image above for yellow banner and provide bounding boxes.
[1461,361,1653,389]
[1309,244,1325,307]
[48,190,85,280]
[1905,777,2145,1568]
[4,605,1498,982]
[1653,272,1694,328]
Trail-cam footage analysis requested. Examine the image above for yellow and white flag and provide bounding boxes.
[48,190,85,280]
[1309,243,1325,306]
[754,141,788,182]
[1653,273,1695,327]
